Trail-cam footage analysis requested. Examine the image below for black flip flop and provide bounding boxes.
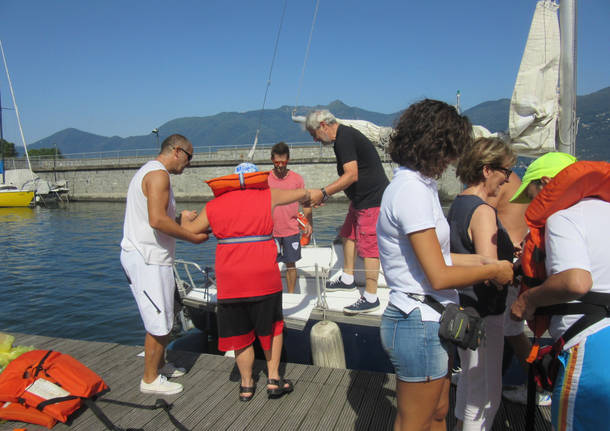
[239,384,256,402]
[267,378,293,399]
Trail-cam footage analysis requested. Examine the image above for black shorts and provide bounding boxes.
[275,233,302,264]
[216,292,284,352]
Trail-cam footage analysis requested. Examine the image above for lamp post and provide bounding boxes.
[152,128,159,148]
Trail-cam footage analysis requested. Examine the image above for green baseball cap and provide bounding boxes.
[510,152,577,203]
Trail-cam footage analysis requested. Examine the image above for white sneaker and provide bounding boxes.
[140,374,183,395]
[158,362,186,378]
[502,385,552,407]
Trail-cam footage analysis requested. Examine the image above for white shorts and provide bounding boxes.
[504,284,525,337]
[120,249,175,336]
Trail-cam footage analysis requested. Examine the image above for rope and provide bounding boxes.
[247,0,288,161]
[292,0,321,117]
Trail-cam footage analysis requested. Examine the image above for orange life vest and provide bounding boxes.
[0,350,108,425]
[0,400,57,429]
[205,171,270,197]
[520,161,610,337]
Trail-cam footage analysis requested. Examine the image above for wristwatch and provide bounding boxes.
[320,187,330,203]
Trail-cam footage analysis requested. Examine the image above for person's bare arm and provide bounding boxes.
[310,160,358,206]
[181,205,211,236]
[409,228,513,291]
[470,204,499,259]
[270,188,310,210]
[143,170,209,244]
[511,269,592,321]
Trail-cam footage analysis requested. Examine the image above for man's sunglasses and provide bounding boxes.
[273,160,288,167]
[175,147,192,161]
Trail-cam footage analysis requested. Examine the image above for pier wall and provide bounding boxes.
[16,145,461,202]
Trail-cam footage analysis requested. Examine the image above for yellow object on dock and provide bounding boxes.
[0,333,14,352]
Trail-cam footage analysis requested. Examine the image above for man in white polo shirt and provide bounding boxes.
[120,134,209,395]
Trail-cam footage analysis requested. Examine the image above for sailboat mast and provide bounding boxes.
[0,88,4,184]
[557,0,577,156]
[0,40,34,176]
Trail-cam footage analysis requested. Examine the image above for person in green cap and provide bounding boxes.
[509,151,577,204]
[510,152,610,431]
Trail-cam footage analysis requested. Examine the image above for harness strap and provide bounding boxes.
[36,395,80,411]
[29,350,53,378]
[95,397,190,431]
[217,235,272,245]
[535,291,610,345]
[83,398,143,431]
[407,293,445,314]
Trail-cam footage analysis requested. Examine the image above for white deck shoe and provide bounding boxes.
[140,374,183,395]
[502,385,552,407]
[158,362,186,378]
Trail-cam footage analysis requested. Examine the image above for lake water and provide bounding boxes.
[0,201,347,346]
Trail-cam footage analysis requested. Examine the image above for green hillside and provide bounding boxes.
[30,87,609,161]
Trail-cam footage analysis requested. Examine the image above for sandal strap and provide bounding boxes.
[267,379,281,386]
[239,385,255,392]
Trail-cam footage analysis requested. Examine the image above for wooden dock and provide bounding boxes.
[1,333,551,430]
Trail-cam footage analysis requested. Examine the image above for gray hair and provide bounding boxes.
[305,110,337,132]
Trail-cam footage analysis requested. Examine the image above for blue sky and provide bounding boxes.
[0,0,608,147]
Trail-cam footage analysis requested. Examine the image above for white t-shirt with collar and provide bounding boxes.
[377,167,458,322]
[545,198,610,349]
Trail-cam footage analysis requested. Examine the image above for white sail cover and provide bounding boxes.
[509,0,560,157]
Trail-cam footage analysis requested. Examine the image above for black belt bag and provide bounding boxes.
[408,294,485,350]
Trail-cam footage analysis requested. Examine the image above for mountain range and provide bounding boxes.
[31,86,610,161]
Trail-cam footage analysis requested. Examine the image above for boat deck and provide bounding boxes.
[2,332,551,431]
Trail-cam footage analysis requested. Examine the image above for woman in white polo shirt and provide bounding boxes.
[377,99,513,431]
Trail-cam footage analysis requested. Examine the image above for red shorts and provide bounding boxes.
[216,292,284,352]
[339,204,380,258]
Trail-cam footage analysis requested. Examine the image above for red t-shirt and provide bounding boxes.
[267,170,304,237]
[205,188,282,301]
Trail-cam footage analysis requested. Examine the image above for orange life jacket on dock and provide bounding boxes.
[0,349,108,425]
[520,161,610,337]
[205,171,270,197]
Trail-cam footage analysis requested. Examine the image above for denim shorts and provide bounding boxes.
[380,303,451,382]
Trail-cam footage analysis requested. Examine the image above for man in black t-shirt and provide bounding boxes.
[306,110,389,315]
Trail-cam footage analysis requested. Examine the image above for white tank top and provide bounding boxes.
[120,160,176,265]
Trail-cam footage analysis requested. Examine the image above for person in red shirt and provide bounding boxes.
[183,163,311,402]
[268,142,313,293]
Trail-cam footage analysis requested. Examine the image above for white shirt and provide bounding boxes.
[545,198,610,349]
[120,160,176,265]
[377,167,458,321]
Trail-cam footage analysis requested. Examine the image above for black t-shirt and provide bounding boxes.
[333,125,389,209]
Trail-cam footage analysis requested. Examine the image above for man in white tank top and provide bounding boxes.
[120,134,209,395]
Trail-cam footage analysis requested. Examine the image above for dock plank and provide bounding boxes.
[1,332,552,431]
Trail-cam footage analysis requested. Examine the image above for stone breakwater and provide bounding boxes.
[23,145,460,202]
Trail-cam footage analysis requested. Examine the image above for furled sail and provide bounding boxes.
[509,0,560,157]
[291,115,394,149]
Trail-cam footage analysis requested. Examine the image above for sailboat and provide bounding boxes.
[0,40,69,206]
[173,0,577,374]
[1,88,34,208]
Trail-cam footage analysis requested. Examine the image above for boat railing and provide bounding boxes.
[173,259,214,303]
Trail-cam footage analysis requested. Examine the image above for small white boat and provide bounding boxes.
[173,238,393,371]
